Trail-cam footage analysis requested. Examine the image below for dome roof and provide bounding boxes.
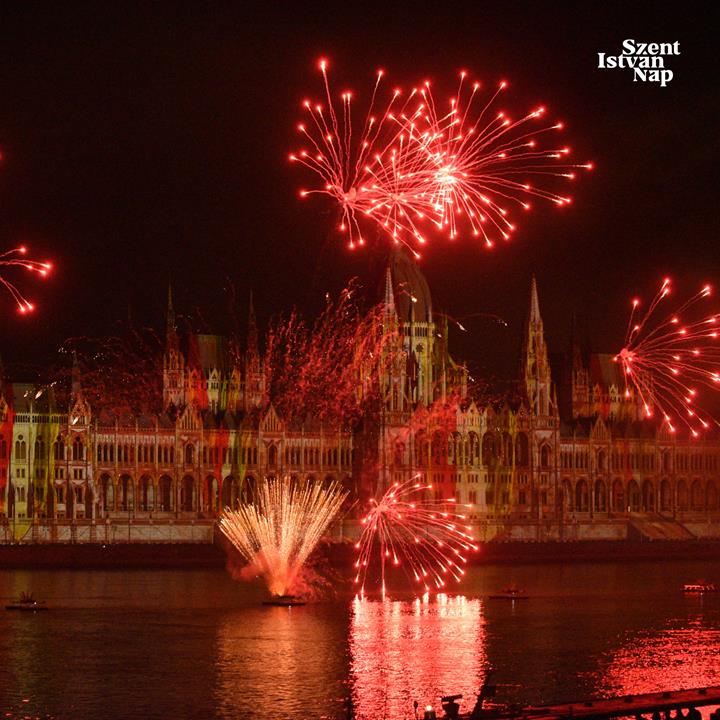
[389,250,433,324]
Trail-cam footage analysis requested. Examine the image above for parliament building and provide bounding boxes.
[1,252,719,543]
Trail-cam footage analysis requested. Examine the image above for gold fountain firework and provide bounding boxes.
[219,476,348,596]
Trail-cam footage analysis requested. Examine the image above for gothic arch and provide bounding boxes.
[594,479,607,512]
[660,478,672,512]
[221,476,237,508]
[677,479,689,511]
[562,478,573,512]
[158,475,174,512]
[642,479,654,511]
[481,432,495,466]
[515,433,529,467]
[204,475,219,513]
[118,474,134,512]
[691,479,704,510]
[575,479,589,512]
[181,475,195,512]
[707,479,718,511]
[611,479,624,512]
[139,475,154,512]
[628,480,641,512]
[540,444,551,469]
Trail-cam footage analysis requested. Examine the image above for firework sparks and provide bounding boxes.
[264,282,400,427]
[615,278,720,437]
[0,246,52,314]
[405,73,593,248]
[219,476,348,597]
[354,476,479,596]
[290,60,592,253]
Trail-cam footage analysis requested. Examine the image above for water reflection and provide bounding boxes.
[601,614,720,695]
[215,604,349,718]
[350,593,486,719]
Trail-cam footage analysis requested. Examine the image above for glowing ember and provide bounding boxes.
[615,278,720,437]
[0,246,52,314]
[264,282,399,427]
[219,476,348,597]
[354,477,479,596]
[290,60,591,254]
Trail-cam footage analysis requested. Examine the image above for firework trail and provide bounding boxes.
[56,325,164,415]
[0,246,52,314]
[264,282,400,427]
[354,477,478,596]
[290,60,592,254]
[615,278,720,437]
[405,73,593,248]
[219,476,348,596]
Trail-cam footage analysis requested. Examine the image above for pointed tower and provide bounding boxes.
[244,291,265,409]
[522,277,554,418]
[570,313,590,418]
[163,283,185,409]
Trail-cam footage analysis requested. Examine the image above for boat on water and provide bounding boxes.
[262,594,306,607]
[683,580,718,593]
[6,592,49,611]
[488,585,529,600]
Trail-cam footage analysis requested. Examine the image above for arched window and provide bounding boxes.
[482,433,495,466]
[15,438,27,460]
[72,437,84,461]
[597,450,607,472]
[34,438,46,461]
[515,433,529,467]
[185,444,194,465]
[540,444,551,469]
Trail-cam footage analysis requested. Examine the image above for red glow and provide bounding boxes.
[0,245,53,315]
[616,278,720,437]
[290,62,590,253]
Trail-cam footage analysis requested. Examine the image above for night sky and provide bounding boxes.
[0,2,717,381]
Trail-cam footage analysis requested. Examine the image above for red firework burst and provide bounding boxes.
[353,477,479,596]
[290,60,592,254]
[615,278,720,437]
[0,246,52,314]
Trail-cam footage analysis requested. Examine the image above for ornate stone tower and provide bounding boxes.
[521,276,559,520]
[163,284,185,409]
[523,277,554,418]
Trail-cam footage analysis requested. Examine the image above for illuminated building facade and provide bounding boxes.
[0,255,718,542]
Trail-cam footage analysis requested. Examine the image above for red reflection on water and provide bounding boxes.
[602,615,720,695]
[350,594,487,719]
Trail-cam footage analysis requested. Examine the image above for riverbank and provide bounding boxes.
[3,537,720,569]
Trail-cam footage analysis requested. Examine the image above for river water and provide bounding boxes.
[1,559,719,719]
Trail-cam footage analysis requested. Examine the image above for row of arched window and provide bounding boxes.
[406,431,541,469]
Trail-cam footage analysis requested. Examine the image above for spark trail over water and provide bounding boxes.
[354,477,479,596]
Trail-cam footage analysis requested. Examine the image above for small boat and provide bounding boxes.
[262,594,306,607]
[683,580,718,593]
[489,585,529,600]
[6,592,49,611]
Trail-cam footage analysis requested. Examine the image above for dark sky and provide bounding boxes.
[0,2,717,380]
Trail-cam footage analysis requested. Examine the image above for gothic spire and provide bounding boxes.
[529,275,542,326]
[384,266,396,315]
